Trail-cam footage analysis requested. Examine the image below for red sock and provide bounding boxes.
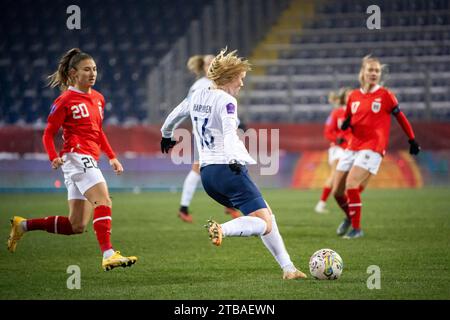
[26,216,74,235]
[334,195,351,220]
[320,187,332,202]
[347,188,362,230]
[359,185,365,193]
[93,205,113,253]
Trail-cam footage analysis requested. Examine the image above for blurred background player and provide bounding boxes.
[7,48,137,271]
[315,87,352,213]
[178,54,213,222]
[333,55,421,239]
[160,48,307,280]
[178,54,240,222]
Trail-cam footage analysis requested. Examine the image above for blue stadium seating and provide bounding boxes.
[1,0,449,124]
[0,0,212,124]
[244,0,450,122]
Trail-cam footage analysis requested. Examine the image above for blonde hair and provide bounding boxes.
[207,48,251,86]
[187,54,214,78]
[337,87,352,106]
[47,48,93,91]
[187,55,205,77]
[328,90,339,106]
[358,55,386,88]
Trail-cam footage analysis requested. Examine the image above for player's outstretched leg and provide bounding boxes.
[206,213,307,280]
[8,215,77,252]
[261,214,307,280]
[205,215,267,246]
[7,216,26,253]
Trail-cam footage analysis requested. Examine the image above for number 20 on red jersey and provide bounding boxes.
[71,103,90,119]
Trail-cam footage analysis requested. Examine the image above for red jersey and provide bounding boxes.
[345,86,398,155]
[324,106,352,149]
[42,87,115,161]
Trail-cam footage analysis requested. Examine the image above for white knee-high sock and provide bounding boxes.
[180,170,201,207]
[221,216,267,237]
[261,215,295,271]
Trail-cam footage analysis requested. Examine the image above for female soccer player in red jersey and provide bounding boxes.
[333,56,420,239]
[7,48,137,270]
[315,88,352,213]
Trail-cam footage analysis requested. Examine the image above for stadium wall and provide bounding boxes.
[0,122,449,190]
[1,121,449,153]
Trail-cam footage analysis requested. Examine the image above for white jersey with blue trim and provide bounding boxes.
[161,88,256,166]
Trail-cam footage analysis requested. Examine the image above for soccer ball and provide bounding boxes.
[309,248,343,280]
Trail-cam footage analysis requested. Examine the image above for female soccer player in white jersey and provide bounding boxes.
[178,54,240,223]
[160,49,307,280]
[7,48,137,271]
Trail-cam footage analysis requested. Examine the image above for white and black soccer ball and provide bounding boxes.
[309,248,343,280]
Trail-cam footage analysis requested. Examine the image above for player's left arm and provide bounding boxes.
[99,96,122,174]
[221,99,243,173]
[99,130,123,175]
[161,99,190,139]
[389,92,420,155]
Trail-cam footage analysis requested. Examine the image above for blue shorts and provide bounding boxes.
[200,164,267,215]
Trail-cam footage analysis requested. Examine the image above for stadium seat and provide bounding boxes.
[0,0,213,124]
[247,0,450,121]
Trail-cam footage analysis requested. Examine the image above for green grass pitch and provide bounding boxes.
[0,188,449,299]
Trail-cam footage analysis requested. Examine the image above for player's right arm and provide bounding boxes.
[160,98,190,153]
[220,97,255,169]
[341,95,353,130]
[42,101,66,169]
[161,99,190,138]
